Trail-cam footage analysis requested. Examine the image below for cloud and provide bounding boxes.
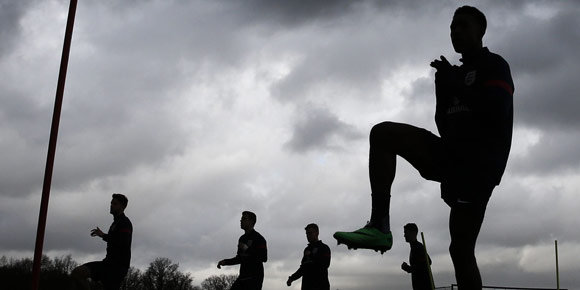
[2,1,580,289]
[494,6,580,130]
[0,0,34,56]
[509,129,580,176]
[285,105,363,153]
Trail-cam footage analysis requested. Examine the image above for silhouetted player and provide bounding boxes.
[71,193,133,290]
[334,6,513,289]
[401,223,432,290]
[218,211,268,290]
[287,223,331,290]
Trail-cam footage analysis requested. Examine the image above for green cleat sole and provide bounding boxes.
[334,227,393,254]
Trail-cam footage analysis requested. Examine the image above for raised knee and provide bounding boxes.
[370,121,396,142]
[71,265,89,279]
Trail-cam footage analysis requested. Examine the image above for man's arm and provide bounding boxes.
[245,235,267,263]
[287,244,311,286]
[401,262,412,273]
[90,227,105,239]
[287,267,303,286]
[431,55,462,138]
[472,57,513,119]
[118,220,132,250]
[314,244,331,270]
[217,238,244,268]
[217,256,241,268]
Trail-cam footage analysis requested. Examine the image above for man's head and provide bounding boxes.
[304,223,320,243]
[403,223,418,243]
[110,193,128,216]
[451,6,486,53]
[240,211,257,231]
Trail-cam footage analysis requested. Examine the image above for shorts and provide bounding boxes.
[84,261,128,290]
[395,126,495,206]
[441,181,495,207]
[230,275,264,290]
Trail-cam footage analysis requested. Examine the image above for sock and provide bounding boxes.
[370,193,391,233]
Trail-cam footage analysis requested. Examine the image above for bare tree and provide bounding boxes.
[52,255,78,274]
[142,257,195,290]
[120,266,142,290]
[200,274,238,290]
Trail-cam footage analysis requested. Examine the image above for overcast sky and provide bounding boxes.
[1,0,580,289]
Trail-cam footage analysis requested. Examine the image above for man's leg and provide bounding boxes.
[229,278,243,290]
[369,122,443,230]
[253,276,264,290]
[101,267,128,290]
[70,265,91,290]
[334,121,443,252]
[449,201,487,290]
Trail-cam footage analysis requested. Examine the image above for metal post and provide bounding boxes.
[30,0,78,289]
[555,240,560,290]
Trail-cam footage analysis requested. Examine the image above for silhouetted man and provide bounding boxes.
[218,211,268,290]
[287,223,331,290]
[334,6,513,289]
[71,193,133,290]
[401,223,432,290]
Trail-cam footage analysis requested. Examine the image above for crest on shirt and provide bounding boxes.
[452,96,460,106]
[464,70,477,86]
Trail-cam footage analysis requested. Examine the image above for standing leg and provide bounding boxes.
[229,278,243,290]
[449,201,487,290]
[70,265,91,290]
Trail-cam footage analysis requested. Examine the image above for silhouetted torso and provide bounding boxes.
[223,230,267,279]
[103,213,132,269]
[408,241,431,290]
[435,47,514,201]
[290,240,331,290]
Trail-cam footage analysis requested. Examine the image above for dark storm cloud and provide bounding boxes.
[487,4,580,176]
[0,0,33,56]
[271,30,392,103]
[268,4,451,108]
[494,7,580,130]
[240,0,362,26]
[239,0,405,27]
[285,106,363,153]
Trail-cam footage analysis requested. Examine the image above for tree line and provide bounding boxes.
[0,255,237,290]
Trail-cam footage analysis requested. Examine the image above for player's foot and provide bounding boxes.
[334,224,392,254]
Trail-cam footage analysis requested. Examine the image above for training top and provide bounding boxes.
[403,240,432,290]
[102,213,133,269]
[222,230,268,279]
[435,47,514,187]
[289,240,331,290]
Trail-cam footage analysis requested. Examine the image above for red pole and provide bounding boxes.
[31,0,78,289]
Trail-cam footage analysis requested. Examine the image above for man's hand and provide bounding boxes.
[286,277,293,286]
[431,55,461,94]
[90,227,104,237]
[430,55,452,71]
[401,262,411,273]
[217,260,224,269]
